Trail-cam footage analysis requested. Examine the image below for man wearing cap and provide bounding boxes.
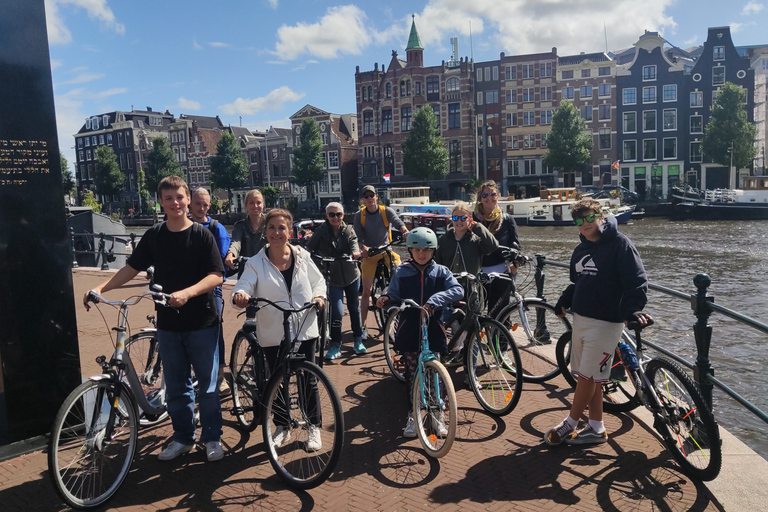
[352,185,409,346]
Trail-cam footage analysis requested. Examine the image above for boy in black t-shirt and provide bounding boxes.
[84,176,226,462]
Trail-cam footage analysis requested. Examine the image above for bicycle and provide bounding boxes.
[556,320,722,481]
[229,297,344,488]
[386,299,457,458]
[49,288,173,509]
[124,312,168,427]
[489,247,572,383]
[367,240,402,332]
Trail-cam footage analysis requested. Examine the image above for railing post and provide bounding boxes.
[98,232,109,270]
[70,227,79,269]
[129,232,137,252]
[535,254,546,300]
[691,273,715,410]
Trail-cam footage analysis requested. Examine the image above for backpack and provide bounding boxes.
[360,204,391,242]
[207,218,219,236]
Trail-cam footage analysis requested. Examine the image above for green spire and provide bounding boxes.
[406,15,423,51]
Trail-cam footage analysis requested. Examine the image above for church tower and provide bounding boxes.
[405,15,423,68]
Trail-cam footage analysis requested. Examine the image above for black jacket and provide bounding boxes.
[474,213,520,268]
[306,221,360,288]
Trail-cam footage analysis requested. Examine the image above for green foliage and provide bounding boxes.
[210,132,249,205]
[93,145,125,211]
[137,169,150,209]
[209,194,220,214]
[543,102,592,173]
[145,137,183,195]
[82,190,102,213]
[290,118,325,198]
[703,82,757,170]
[61,153,76,197]
[260,185,279,207]
[285,196,300,216]
[402,106,448,180]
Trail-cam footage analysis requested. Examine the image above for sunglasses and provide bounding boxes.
[362,193,375,199]
[573,213,603,226]
[327,212,344,218]
[481,191,498,199]
[452,215,469,222]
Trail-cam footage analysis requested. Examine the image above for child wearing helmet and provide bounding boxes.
[376,227,463,438]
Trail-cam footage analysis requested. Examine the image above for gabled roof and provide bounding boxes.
[180,114,224,129]
[228,126,252,139]
[290,104,331,119]
[406,16,423,51]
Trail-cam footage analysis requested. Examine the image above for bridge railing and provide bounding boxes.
[69,229,143,270]
[534,255,768,427]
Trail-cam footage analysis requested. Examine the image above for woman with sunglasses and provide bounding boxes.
[306,203,365,358]
[435,202,498,276]
[225,189,267,277]
[472,180,520,311]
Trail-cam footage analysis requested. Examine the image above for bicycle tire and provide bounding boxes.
[262,360,344,489]
[556,330,642,413]
[464,318,524,416]
[371,272,388,331]
[646,358,722,481]
[496,299,570,383]
[383,309,405,382]
[48,380,138,509]
[412,359,457,458]
[125,332,167,426]
[229,333,263,431]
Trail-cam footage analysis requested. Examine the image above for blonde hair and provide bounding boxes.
[475,180,499,203]
[452,202,472,217]
[245,189,264,205]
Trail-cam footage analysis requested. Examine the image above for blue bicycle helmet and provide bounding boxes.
[406,227,438,249]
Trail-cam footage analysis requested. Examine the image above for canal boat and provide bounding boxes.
[672,176,768,220]
[527,201,635,226]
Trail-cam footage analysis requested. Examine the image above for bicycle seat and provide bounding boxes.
[626,318,655,331]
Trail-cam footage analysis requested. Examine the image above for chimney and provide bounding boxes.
[147,106,153,112]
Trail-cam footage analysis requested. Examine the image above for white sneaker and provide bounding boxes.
[272,426,291,448]
[306,425,322,451]
[205,441,224,462]
[158,440,193,461]
[361,327,368,341]
[403,415,417,438]
[432,414,448,437]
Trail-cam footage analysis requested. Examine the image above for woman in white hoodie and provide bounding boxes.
[232,208,326,448]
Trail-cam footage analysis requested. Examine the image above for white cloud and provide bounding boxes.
[220,86,305,115]
[209,42,230,48]
[193,40,203,50]
[60,72,105,85]
[51,59,64,70]
[742,0,765,15]
[274,5,375,60]
[176,97,202,111]
[729,21,755,33]
[266,0,278,8]
[45,0,125,45]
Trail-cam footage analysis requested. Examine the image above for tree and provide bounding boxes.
[260,185,279,207]
[210,132,249,207]
[543,102,592,175]
[290,118,325,199]
[93,145,125,213]
[61,153,76,202]
[703,81,757,179]
[145,136,183,195]
[137,168,150,213]
[402,106,448,180]
[82,189,102,213]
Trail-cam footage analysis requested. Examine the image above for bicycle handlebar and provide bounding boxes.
[86,287,172,308]
[245,297,321,315]
[626,317,655,331]
[367,240,404,257]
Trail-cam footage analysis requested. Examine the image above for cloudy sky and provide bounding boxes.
[45,0,768,171]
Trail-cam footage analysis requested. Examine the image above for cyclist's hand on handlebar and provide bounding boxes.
[225,253,237,270]
[423,303,434,316]
[233,291,250,308]
[83,289,100,311]
[361,245,370,259]
[312,297,325,310]
[376,295,390,309]
[169,290,193,308]
[626,311,653,326]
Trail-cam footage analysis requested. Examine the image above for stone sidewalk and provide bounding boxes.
[0,269,752,511]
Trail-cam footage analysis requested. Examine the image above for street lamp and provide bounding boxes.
[728,142,735,189]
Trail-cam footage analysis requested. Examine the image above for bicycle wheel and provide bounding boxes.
[383,309,405,382]
[48,380,138,509]
[371,273,388,331]
[229,334,263,431]
[496,300,570,383]
[412,359,457,458]
[646,358,722,481]
[556,330,641,413]
[263,360,344,489]
[125,332,167,426]
[465,318,524,416]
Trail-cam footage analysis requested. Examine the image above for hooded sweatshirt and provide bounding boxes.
[555,216,648,323]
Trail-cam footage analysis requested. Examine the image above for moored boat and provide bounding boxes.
[671,176,768,220]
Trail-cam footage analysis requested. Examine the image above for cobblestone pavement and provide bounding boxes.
[0,270,724,511]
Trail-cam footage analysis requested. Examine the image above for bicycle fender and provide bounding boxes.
[89,374,114,382]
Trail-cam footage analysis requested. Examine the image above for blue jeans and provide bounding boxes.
[158,325,222,444]
[214,287,225,366]
[328,278,363,346]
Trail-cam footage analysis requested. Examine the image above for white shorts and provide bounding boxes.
[570,313,624,383]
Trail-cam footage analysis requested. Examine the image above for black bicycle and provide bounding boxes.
[229,297,344,488]
[367,241,402,332]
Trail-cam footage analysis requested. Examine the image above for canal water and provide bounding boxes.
[127,217,768,459]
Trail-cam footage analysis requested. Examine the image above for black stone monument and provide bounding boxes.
[0,0,82,446]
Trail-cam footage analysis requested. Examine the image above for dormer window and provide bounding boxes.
[102,115,109,127]
[713,46,725,61]
[642,65,657,81]
[85,118,91,129]
[92,117,99,130]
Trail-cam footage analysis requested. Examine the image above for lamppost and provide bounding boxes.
[728,142,735,189]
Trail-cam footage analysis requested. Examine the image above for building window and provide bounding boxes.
[581,69,591,78]
[599,104,611,120]
[446,77,460,92]
[368,85,373,99]
[149,117,162,126]
[362,87,367,101]
[321,133,328,145]
[598,66,611,76]
[415,82,421,96]
[562,87,574,99]
[523,88,535,102]
[363,111,374,136]
[580,85,593,99]
[524,159,536,174]
[107,134,112,144]
[449,141,461,173]
[102,115,109,127]
[171,132,178,142]
[381,109,393,133]
[78,138,83,149]
[522,64,534,78]
[506,65,517,80]
[690,91,703,107]
[477,92,484,105]
[486,90,499,103]
[493,66,499,80]
[690,115,703,133]
[643,139,657,160]
[713,66,725,86]
[623,88,636,105]
[643,86,656,103]
[561,70,573,79]
[426,76,439,100]
[663,109,677,130]
[119,153,125,170]
[84,137,90,147]
[523,111,535,126]
[643,110,657,132]
[386,83,392,98]
[484,67,491,81]
[540,110,552,125]
[623,140,637,161]
[78,150,84,161]
[598,84,611,97]
[117,132,123,148]
[506,112,518,127]
[690,142,703,162]
[663,84,677,102]
[92,117,99,130]
[508,89,518,103]
[92,135,97,146]
[580,106,593,121]
[99,134,105,145]
[330,173,341,193]
[713,46,725,61]
[540,62,552,77]
[477,67,483,81]
[663,138,677,159]
[179,131,185,142]
[599,128,611,149]
[540,86,552,100]
[327,151,339,168]
[623,112,637,133]
[642,65,657,81]
[401,106,412,132]
[127,153,133,169]
[448,104,461,129]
